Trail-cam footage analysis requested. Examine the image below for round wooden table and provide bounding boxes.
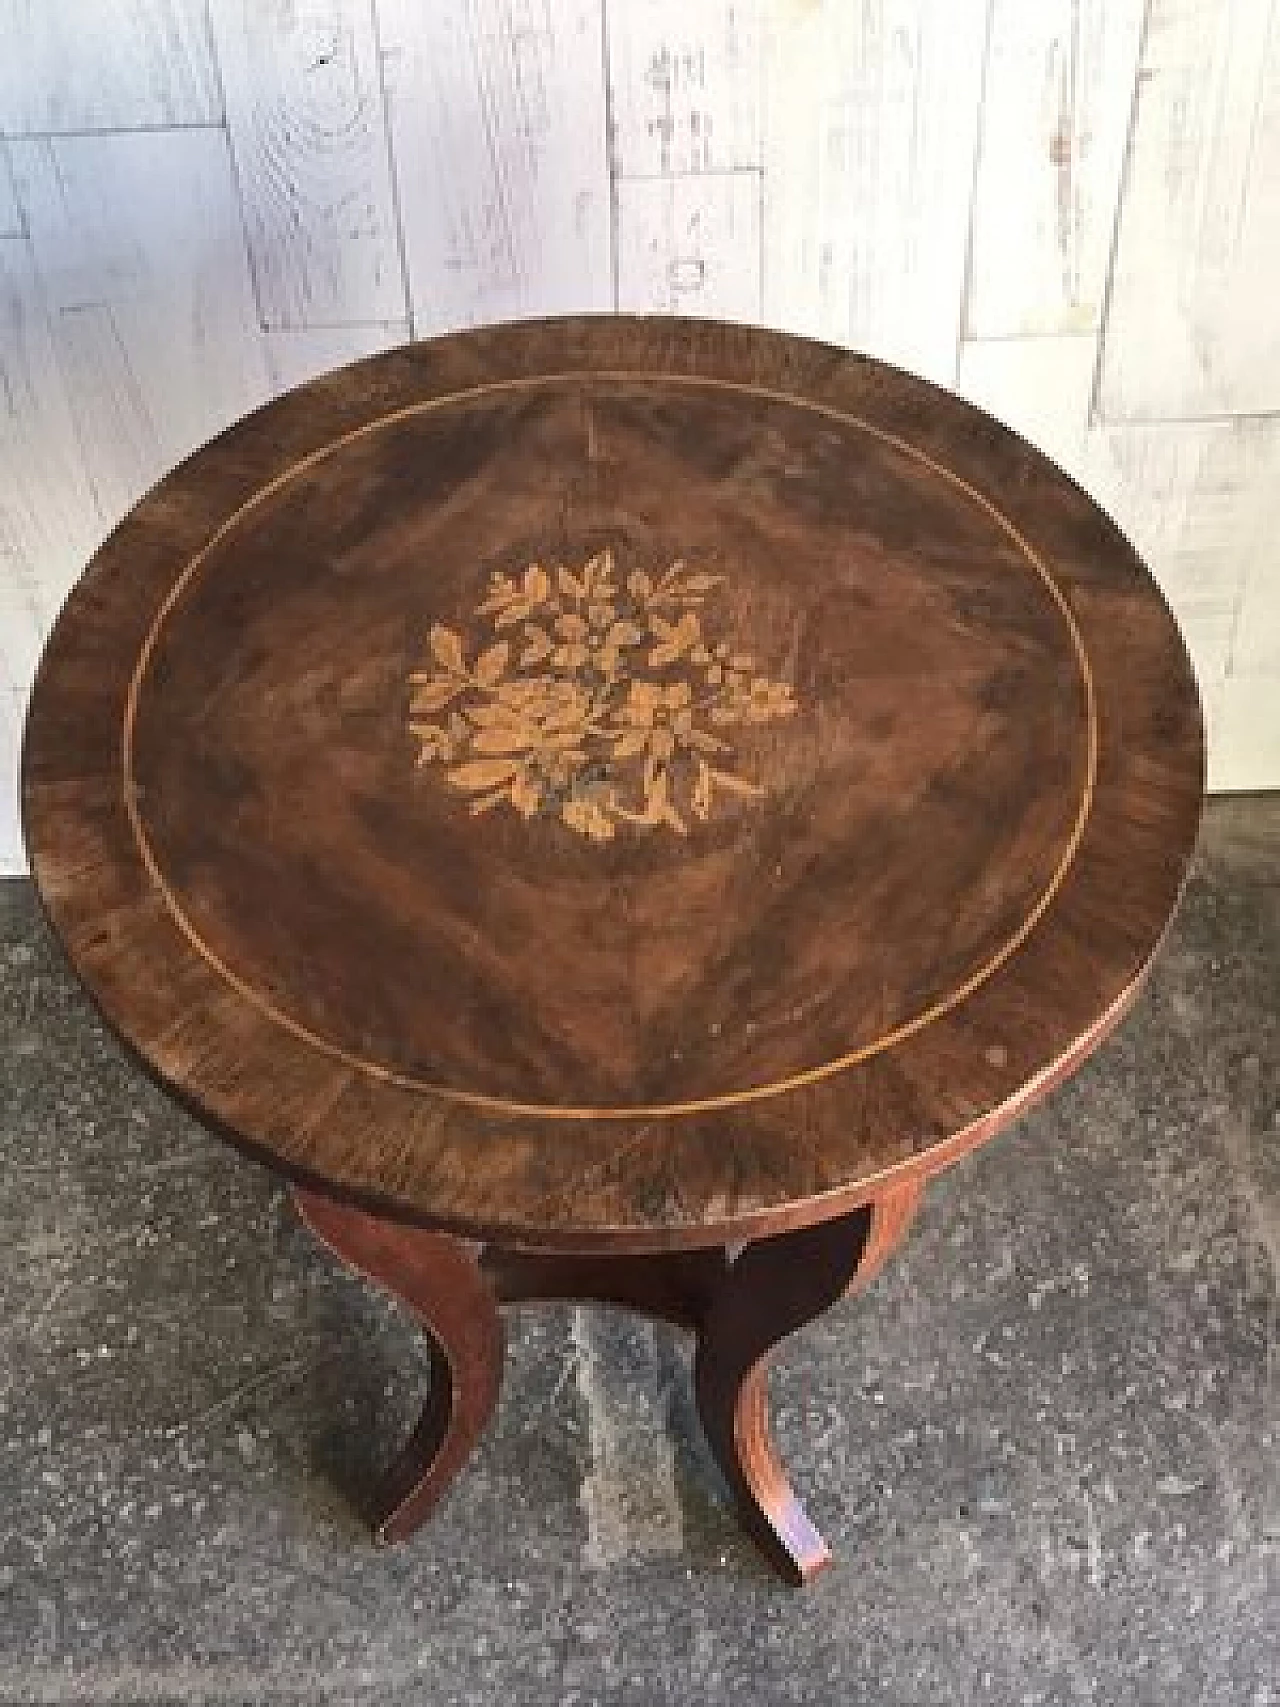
[22,318,1204,1583]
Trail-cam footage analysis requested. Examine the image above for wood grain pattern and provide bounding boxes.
[263,320,410,395]
[210,0,406,329]
[9,131,272,527]
[1083,416,1280,629]
[1081,414,1280,787]
[964,0,1143,339]
[292,1185,505,1544]
[1096,0,1280,418]
[0,149,21,237]
[378,0,612,331]
[22,318,1205,1251]
[293,1170,922,1581]
[0,0,220,134]
[114,369,1092,1120]
[2,0,1276,859]
[1228,468,1280,677]
[607,0,761,177]
[693,1182,921,1582]
[760,0,988,384]
[616,171,761,319]
[0,239,105,702]
[482,1241,728,1331]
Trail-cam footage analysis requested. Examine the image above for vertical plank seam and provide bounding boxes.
[1064,0,1083,310]
[497,0,540,310]
[954,0,999,382]
[601,0,620,309]
[54,303,149,538]
[755,0,765,323]
[202,25,270,333]
[0,232,108,681]
[1086,0,1154,429]
[13,215,111,537]
[469,2,520,315]
[369,0,416,337]
[1227,0,1280,254]
[0,144,25,238]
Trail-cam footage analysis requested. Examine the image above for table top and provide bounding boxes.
[22,318,1204,1252]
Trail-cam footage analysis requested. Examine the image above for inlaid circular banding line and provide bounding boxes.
[121,371,1099,1121]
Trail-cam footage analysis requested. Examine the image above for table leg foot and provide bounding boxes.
[693,1181,923,1584]
[292,1188,505,1544]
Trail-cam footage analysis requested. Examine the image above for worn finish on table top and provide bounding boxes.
[22,319,1203,1251]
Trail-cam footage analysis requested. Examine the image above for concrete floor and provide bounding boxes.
[0,799,1276,1706]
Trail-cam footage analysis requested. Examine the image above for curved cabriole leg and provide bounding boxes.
[292,1188,505,1545]
[693,1179,923,1584]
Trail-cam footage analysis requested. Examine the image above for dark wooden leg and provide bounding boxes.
[693,1180,923,1584]
[292,1187,505,1544]
[292,1181,922,1582]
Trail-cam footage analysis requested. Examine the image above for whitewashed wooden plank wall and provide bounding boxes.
[1,0,1277,871]
[0,150,21,235]
[379,0,612,330]
[210,0,406,328]
[762,0,989,383]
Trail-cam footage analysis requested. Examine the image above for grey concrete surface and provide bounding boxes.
[0,799,1276,1706]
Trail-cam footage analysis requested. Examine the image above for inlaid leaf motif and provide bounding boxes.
[430,624,465,673]
[473,640,509,689]
[524,564,551,602]
[691,760,714,821]
[648,612,701,668]
[520,626,553,666]
[448,757,523,792]
[471,725,535,756]
[407,553,798,839]
[409,676,463,713]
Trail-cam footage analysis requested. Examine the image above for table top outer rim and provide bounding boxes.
[19,316,1206,1252]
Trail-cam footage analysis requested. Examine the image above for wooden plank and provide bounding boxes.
[9,131,271,529]
[958,342,1280,783]
[957,333,1097,482]
[1081,416,1280,632]
[209,0,407,328]
[36,303,175,527]
[615,171,760,320]
[607,0,761,176]
[1223,463,1280,676]
[1210,670,1280,792]
[1097,0,1280,418]
[264,319,410,394]
[0,238,106,705]
[1179,609,1237,698]
[378,0,612,332]
[0,148,21,237]
[760,0,987,385]
[964,0,1143,338]
[0,0,220,133]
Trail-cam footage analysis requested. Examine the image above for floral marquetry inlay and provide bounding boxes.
[407,551,798,839]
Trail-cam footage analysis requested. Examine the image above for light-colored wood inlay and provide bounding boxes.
[120,370,1098,1122]
[408,551,796,840]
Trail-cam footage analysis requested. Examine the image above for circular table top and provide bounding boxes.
[22,318,1204,1252]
